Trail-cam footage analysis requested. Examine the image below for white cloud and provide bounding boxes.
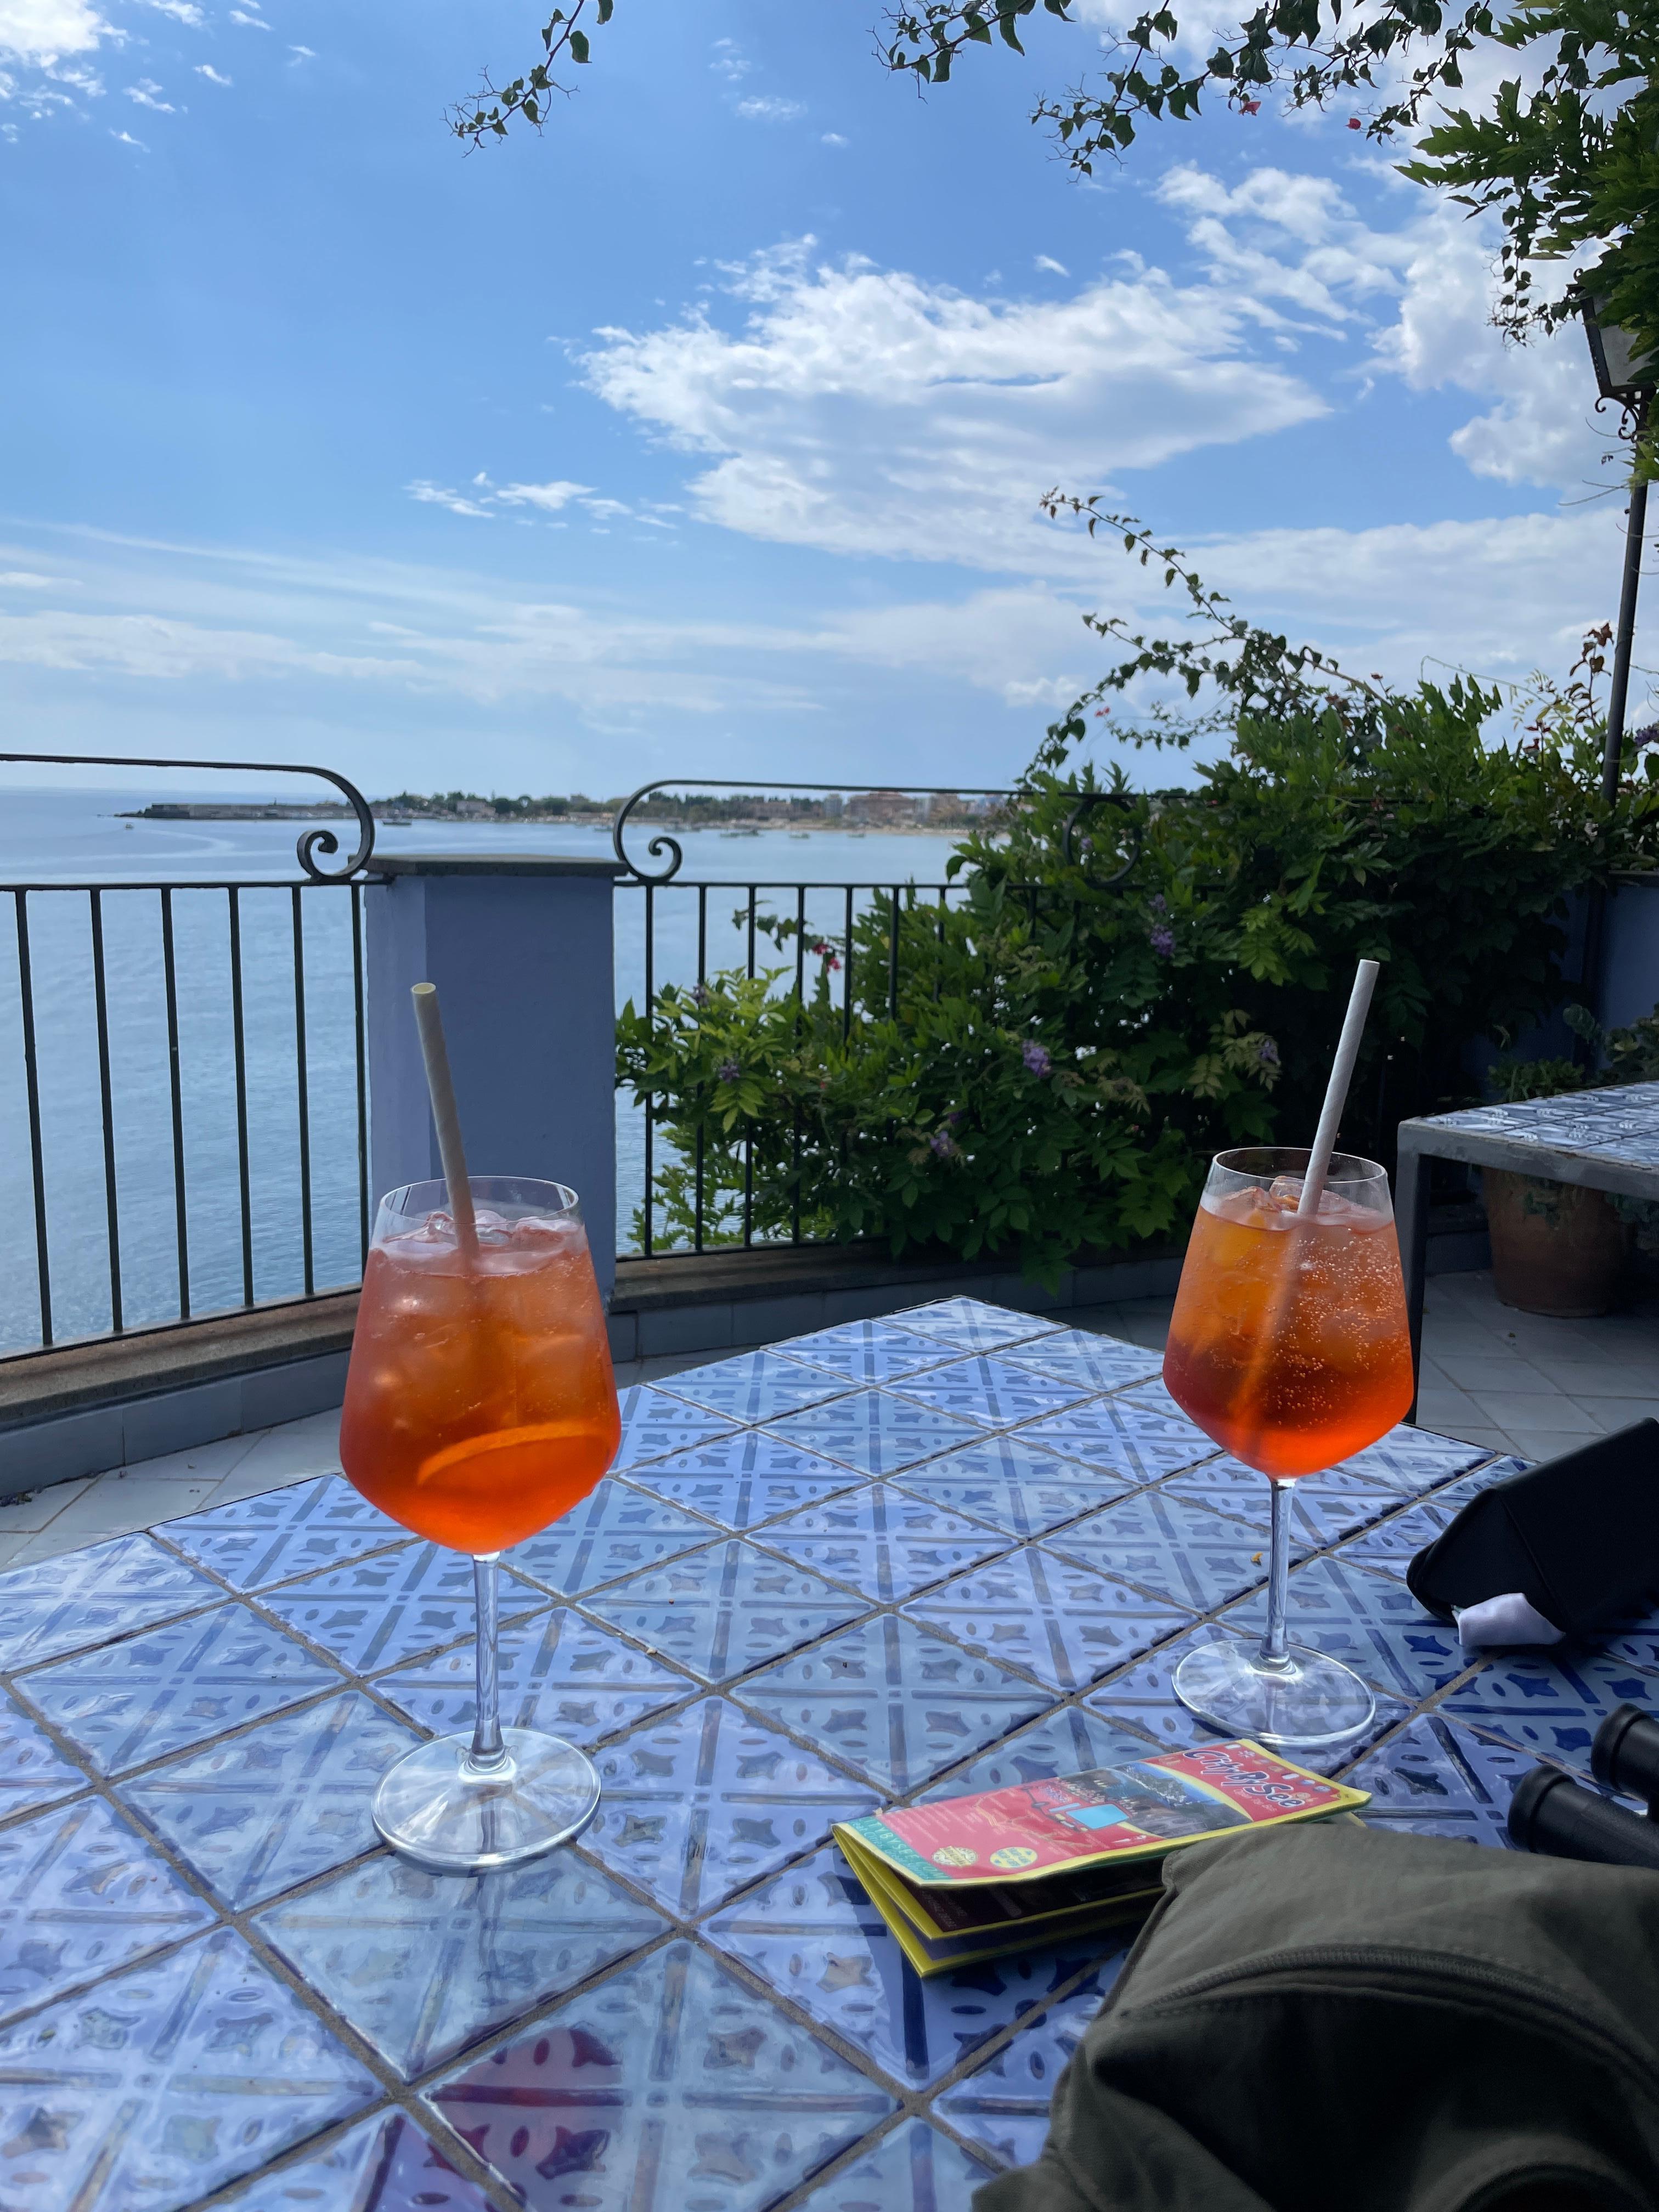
[124,74,173,108]
[1035,255,1070,276]
[821,131,847,147]
[0,0,108,65]
[495,478,594,512]
[193,60,228,83]
[139,0,202,22]
[0,571,61,587]
[108,123,143,144]
[407,481,494,520]
[227,8,266,25]
[579,235,1327,573]
[287,42,312,59]
[735,94,803,122]
[709,36,747,81]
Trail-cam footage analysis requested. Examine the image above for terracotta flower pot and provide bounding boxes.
[1483,1168,1630,1318]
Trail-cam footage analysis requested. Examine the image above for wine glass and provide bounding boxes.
[1161,1146,1415,1748]
[338,1176,621,1871]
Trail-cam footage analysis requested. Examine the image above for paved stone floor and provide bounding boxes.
[5,1272,1651,1573]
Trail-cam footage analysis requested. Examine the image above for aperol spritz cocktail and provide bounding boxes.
[1161,1148,1414,1747]
[339,1176,620,1870]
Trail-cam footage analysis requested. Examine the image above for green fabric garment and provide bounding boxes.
[974,1821,1659,2212]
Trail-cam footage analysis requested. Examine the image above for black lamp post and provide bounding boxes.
[1582,294,1655,805]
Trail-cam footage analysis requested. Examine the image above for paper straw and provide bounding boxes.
[411,982,477,1256]
[1297,959,1380,1217]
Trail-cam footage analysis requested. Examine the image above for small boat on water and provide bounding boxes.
[721,828,761,839]
[789,832,810,840]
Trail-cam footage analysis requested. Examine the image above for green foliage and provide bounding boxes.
[1488,1052,1588,1101]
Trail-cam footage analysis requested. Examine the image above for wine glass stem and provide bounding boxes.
[1260,1479,1292,1669]
[470,1553,507,1768]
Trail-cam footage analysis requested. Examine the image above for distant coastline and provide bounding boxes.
[118,789,997,834]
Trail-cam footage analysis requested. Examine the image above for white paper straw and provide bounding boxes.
[1297,958,1380,1217]
[411,982,478,1256]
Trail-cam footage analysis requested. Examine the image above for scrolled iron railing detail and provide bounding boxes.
[1062,791,1142,889]
[0,752,379,883]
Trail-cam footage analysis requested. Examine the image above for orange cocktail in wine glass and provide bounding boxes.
[340,1174,620,1870]
[1161,1147,1414,1747]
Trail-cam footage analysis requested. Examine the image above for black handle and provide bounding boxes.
[1508,1765,1659,1870]
[1592,1701,1659,1816]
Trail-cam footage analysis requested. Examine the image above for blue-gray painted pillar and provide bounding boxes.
[365,854,625,1298]
[1601,878,1659,1035]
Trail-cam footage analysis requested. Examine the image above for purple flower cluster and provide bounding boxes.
[716,1058,742,1084]
[1258,1038,1280,1066]
[1149,926,1176,959]
[929,1130,958,1158]
[1022,1040,1053,1078]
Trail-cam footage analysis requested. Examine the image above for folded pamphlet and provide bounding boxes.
[834,1739,1369,1974]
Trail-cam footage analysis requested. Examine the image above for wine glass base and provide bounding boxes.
[373,1728,600,1874]
[1173,1638,1375,1751]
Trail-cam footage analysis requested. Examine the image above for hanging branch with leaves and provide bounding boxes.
[450,0,614,146]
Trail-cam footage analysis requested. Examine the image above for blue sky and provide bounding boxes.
[0,0,1640,800]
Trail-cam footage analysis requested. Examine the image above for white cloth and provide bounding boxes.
[1453,1592,1564,1650]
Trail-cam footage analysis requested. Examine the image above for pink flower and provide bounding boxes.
[1242,98,1261,114]
[1347,116,1362,129]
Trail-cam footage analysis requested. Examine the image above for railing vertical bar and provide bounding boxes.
[642,882,655,1260]
[693,885,707,1256]
[792,884,805,1244]
[743,885,756,1246]
[935,885,947,1002]
[291,887,314,1298]
[88,889,123,1334]
[888,887,901,1019]
[160,887,190,1320]
[843,885,854,1042]
[14,890,52,1347]
[351,883,370,1267]
[227,887,255,1307]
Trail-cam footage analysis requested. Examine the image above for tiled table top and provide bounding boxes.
[0,1297,1640,2212]
[1400,1078,1659,1194]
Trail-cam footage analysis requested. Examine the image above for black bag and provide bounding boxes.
[1406,1418,1659,1638]
[974,1819,1659,2212]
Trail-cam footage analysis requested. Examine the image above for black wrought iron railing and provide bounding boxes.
[0,755,378,1361]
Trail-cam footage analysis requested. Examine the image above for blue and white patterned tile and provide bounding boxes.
[217,2109,497,2210]
[623,1429,866,1528]
[1218,1554,1470,1702]
[917,1702,1167,1802]
[425,1938,896,2212]
[119,1691,422,1910]
[1158,1458,1403,1558]
[736,1613,1053,1795]
[1083,1622,1411,1775]
[613,1385,740,1472]
[886,1357,1093,1430]
[1338,1463,1519,1577]
[934,1968,1124,2170]
[905,1547,1190,1695]
[0,1533,222,1672]
[761,1392,985,1479]
[999,1329,1165,1396]
[703,1845,1106,2090]
[21,1602,345,1777]
[894,1299,1063,1353]
[256,1547,544,1676]
[161,1475,406,1593]
[653,1348,854,1422]
[793,2118,996,2212]
[771,1321,960,1387]
[375,1606,693,1750]
[582,1697,877,1918]
[583,1539,867,1684]
[0,1927,376,2209]
[255,1849,668,2080]
[1114,1379,1191,1425]
[1018,1400,1219,1486]
[888,1436,1133,1542]
[1344,1713,1540,1847]
[505,1479,715,1598]
[0,1795,216,2024]
[0,1690,87,1820]
[1440,1650,1659,1771]
[1336,1426,1489,1497]
[1043,1492,1266,1614]
[760,1483,1009,1602]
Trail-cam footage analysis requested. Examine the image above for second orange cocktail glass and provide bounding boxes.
[340,1174,620,1870]
[1161,1146,1414,1747]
